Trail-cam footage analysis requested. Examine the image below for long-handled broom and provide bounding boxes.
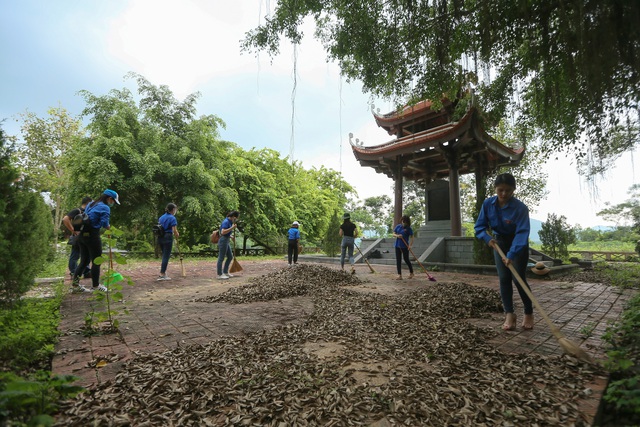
[175,235,186,277]
[492,242,593,363]
[229,229,243,274]
[354,242,376,274]
[399,236,436,281]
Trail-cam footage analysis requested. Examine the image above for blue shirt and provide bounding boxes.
[85,201,111,230]
[394,224,413,248]
[158,212,177,234]
[474,195,530,259]
[220,217,233,237]
[287,227,300,240]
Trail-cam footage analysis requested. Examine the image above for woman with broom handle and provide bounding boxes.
[217,210,240,280]
[474,173,534,331]
[157,203,179,281]
[392,215,415,280]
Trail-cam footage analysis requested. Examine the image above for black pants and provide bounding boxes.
[73,228,103,288]
[287,240,299,264]
[395,247,413,275]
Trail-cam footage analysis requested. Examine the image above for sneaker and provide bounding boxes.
[226,273,234,278]
[72,285,92,293]
[95,284,108,292]
[217,274,229,280]
[395,275,403,280]
[408,273,415,279]
[157,275,171,281]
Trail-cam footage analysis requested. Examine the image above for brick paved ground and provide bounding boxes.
[52,258,636,425]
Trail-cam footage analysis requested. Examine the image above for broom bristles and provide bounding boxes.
[558,337,594,364]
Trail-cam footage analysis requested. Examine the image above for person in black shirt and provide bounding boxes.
[61,197,92,281]
[339,213,358,273]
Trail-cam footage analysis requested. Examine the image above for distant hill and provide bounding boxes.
[529,219,615,243]
[530,218,543,243]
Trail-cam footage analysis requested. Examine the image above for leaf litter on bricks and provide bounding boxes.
[56,264,602,426]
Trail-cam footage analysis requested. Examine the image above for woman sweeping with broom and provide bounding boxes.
[392,215,415,280]
[217,210,240,280]
[474,173,534,331]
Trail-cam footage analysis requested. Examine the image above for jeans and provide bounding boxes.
[73,229,103,288]
[287,240,299,264]
[340,236,355,268]
[158,233,174,274]
[68,243,90,277]
[217,235,233,275]
[395,247,414,275]
[494,238,533,314]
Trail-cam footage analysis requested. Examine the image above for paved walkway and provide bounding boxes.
[52,258,635,424]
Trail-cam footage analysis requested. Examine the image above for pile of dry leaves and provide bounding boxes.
[56,264,601,426]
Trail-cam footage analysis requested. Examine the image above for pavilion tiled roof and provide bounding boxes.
[352,106,524,181]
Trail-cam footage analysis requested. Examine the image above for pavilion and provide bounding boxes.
[350,100,525,236]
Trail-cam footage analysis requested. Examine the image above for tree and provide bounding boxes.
[17,107,84,244]
[576,227,602,243]
[67,74,354,250]
[243,0,640,166]
[0,125,53,303]
[539,213,577,259]
[596,184,640,254]
[68,74,233,247]
[402,181,425,229]
[347,195,393,238]
[597,184,640,227]
[461,120,548,223]
[323,211,342,257]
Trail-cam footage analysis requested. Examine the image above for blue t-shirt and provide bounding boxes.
[85,201,110,230]
[220,217,234,237]
[474,195,530,259]
[394,224,413,248]
[287,227,300,240]
[158,212,177,234]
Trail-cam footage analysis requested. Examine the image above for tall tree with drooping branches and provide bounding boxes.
[243,0,640,168]
[17,106,84,244]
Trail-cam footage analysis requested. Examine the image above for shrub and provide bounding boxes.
[601,292,640,423]
[539,213,576,259]
[0,371,84,426]
[322,211,342,257]
[0,128,54,303]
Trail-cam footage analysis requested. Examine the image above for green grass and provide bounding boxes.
[568,241,637,252]
[0,287,65,372]
[38,250,69,278]
[596,263,640,289]
[600,290,640,425]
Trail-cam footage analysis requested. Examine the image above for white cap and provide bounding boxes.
[292,221,300,226]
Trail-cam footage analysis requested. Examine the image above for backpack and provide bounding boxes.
[153,223,165,238]
[71,206,92,231]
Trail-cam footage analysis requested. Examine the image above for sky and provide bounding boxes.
[1,0,638,228]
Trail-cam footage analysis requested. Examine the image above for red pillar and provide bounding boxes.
[394,160,403,227]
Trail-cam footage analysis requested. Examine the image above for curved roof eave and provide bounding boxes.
[353,108,525,163]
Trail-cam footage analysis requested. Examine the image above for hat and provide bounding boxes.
[103,189,120,205]
[531,262,550,276]
[292,221,300,226]
[342,213,350,220]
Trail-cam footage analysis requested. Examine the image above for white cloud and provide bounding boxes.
[106,0,266,97]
